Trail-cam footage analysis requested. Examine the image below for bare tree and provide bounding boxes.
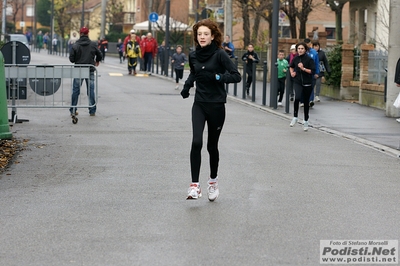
[54,0,80,39]
[326,0,347,43]
[9,0,29,33]
[106,0,124,33]
[142,0,165,19]
[372,0,389,51]
[249,0,273,44]
[296,0,314,39]
[235,0,251,47]
[281,0,298,39]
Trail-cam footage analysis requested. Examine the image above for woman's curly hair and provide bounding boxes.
[192,19,222,48]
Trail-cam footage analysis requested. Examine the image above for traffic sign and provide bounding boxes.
[149,12,158,23]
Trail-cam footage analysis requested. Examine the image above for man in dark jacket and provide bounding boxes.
[312,41,331,102]
[241,44,259,96]
[69,27,102,116]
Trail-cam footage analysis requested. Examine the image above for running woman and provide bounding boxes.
[180,19,241,201]
[289,42,316,131]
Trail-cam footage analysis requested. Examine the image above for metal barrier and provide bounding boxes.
[5,64,98,124]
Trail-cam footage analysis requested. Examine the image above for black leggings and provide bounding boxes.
[293,82,313,121]
[175,69,183,83]
[277,77,286,102]
[190,102,226,183]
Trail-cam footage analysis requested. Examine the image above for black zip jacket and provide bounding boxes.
[289,53,315,86]
[242,50,260,69]
[317,49,331,76]
[69,36,102,68]
[185,48,241,103]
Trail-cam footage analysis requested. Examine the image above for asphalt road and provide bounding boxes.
[0,51,399,265]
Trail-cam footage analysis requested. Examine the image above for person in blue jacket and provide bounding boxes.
[303,38,320,107]
[222,35,235,58]
[181,19,241,201]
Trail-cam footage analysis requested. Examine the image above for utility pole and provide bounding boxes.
[224,0,232,40]
[1,0,6,40]
[269,0,279,109]
[100,0,107,38]
[81,0,85,27]
[164,0,170,76]
[50,0,54,54]
[148,0,153,32]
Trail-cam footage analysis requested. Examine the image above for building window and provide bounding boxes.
[26,6,34,17]
[326,27,336,39]
[6,5,12,16]
[279,25,291,38]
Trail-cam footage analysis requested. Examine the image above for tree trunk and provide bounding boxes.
[284,0,297,39]
[335,9,343,43]
[299,19,306,39]
[251,13,261,45]
[241,1,250,47]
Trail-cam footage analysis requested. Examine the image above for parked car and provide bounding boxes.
[5,34,29,47]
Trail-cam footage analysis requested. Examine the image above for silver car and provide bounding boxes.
[6,34,29,47]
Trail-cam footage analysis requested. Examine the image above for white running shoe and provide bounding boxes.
[290,117,298,127]
[396,118,400,123]
[207,178,219,201]
[300,103,304,107]
[315,96,320,102]
[187,183,202,200]
[303,121,309,131]
[278,102,283,106]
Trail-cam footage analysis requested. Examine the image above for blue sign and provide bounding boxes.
[149,12,159,23]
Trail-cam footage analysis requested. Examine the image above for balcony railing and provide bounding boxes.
[124,12,135,24]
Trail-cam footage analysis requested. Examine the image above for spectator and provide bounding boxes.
[289,42,316,131]
[98,37,108,62]
[393,57,400,122]
[312,26,319,40]
[123,29,141,56]
[286,44,298,101]
[116,38,124,63]
[52,35,58,54]
[303,38,320,107]
[312,41,331,102]
[222,35,235,58]
[125,32,141,75]
[141,33,158,74]
[171,45,187,90]
[36,31,43,51]
[69,27,102,117]
[277,50,289,106]
[158,40,166,75]
[68,32,79,54]
[43,32,49,50]
[241,44,259,96]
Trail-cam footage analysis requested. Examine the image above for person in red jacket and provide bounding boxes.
[140,32,158,74]
[123,29,141,59]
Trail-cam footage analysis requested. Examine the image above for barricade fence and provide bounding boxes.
[5,64,98,122]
